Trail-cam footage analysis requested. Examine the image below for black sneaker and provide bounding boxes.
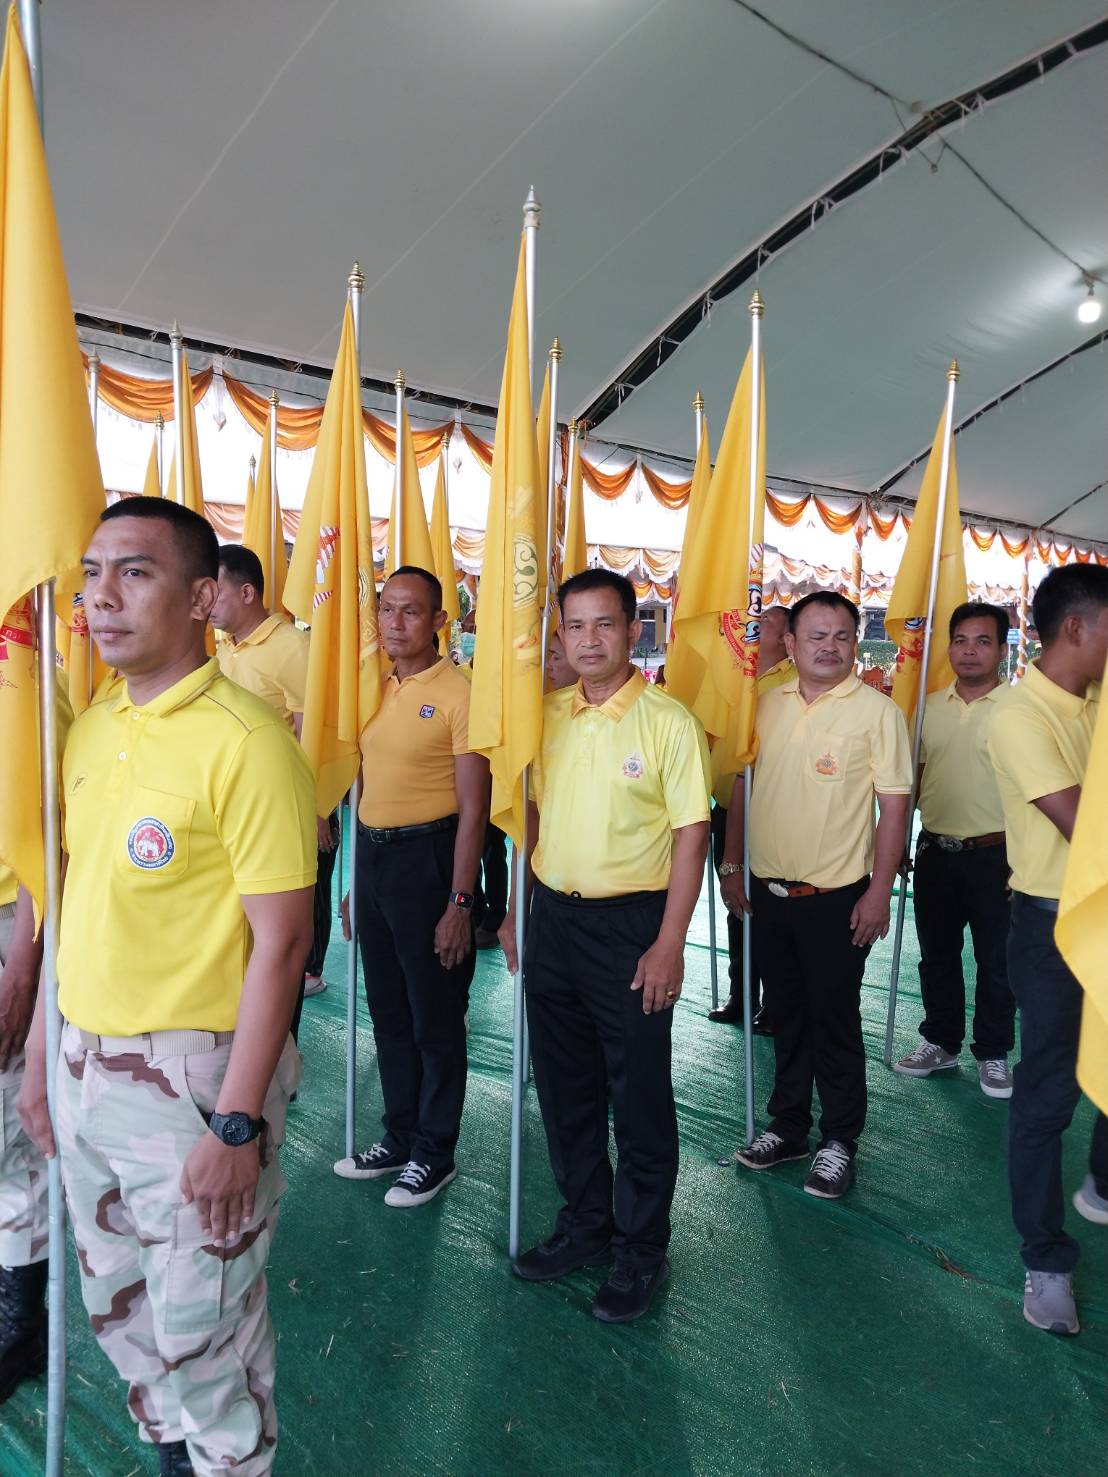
[592,1258,671,1324]
[158,1439,195,1477]
[0,1262,47,1404]
[332,1143,408,1181]
[803,1141,854,1199]
[732,1130,810,1171]
[512,1232,613,1283]
[384,1161,458,1208]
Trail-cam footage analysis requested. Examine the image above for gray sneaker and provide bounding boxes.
[1073,1174,1108,1225]
[978,1058,1013,1098]
[894,1041,959,1077]
[1023,1271,1079,1335]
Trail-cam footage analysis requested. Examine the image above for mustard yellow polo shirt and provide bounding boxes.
[711,657,795,807]
[918,681,1007,838]
[988,663,1099,899]
[358,658,472,827]
[532,668,710,898]
[216,613,308,732]
[750,673,912,888]
[58,660,317,1035]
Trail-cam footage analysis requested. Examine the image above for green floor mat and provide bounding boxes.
[2,881,1104,1477]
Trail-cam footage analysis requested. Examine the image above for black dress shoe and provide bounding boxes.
[592,1258,671,1323]
[0,1262,47,1404]
[751,1008,774,1036]
[512,1231,612,1283]
[708,995,744,1025]
[159,1440,194,1476]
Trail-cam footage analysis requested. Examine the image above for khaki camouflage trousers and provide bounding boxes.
[0,901,48,1268]
[56,1023,302,1477]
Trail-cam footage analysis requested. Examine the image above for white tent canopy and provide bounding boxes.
[43,0,1107,541]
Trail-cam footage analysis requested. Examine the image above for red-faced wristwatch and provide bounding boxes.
[451,892,475,910]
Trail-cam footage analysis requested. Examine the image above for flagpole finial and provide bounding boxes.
[88,348,100,370]
[568,417,578,434]
[693,391,705,412]
[523,188,541,230]
[249,455,256,474]
[442,431,451,452]
[348,262,366,292]
[155,410,165,430]
[269,390,279,408]
[549,338,563,361]
[169,321,182,346]
[947,359,960,381]
[748,290,765,318]
[394,372,406,392]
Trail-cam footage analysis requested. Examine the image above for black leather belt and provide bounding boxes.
[1016,892,1059,915]
[359,816,457,844]
[921,829,1006,853]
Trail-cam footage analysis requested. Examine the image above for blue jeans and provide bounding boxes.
[1006,894,1083,1273]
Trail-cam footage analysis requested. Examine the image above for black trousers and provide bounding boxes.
[475,822,509,933]
[913,834,1014,1059]
[1007,894,1083,1273]
[753,875,870,1154]
[354,821,474,1170]
[524,883,678,1269]
[290,816,341,1045]
[709,804,762,1015]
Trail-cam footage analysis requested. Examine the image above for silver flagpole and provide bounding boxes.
[510,188,541,1260]
[694,391,721,1011]
[538,339,561,665]
[155,410,165,493]
[169,322,184,505]
[19,1,66,1470]
[393,372,406,568]
[268,392,280,605]
[345,262,366,1156]
[884,361,960,1066]
[86,351,102,701]
[741,291,765,1146]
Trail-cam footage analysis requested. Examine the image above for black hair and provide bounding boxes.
[558,568,637,624]
[100,495,218,582]
[788,590,860,634]
[1032,564,1108,646]
[218,543,265,599]
[949,600,1008,646]
[386,565,444,611]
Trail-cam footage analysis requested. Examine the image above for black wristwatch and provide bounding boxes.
[450,891,475,911]
[209,1111,264,1147]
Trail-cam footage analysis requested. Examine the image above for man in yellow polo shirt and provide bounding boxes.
[722,591,911,1199]
[334,567,490,1209]
[210,544,337,1018]
[988,564,1107,1336]
[895,602,1015,1097]
[709,603,792,1030]
[501,569,710,1323]
[16,496,315,1477]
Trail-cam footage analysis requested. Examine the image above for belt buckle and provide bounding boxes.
[768,882,790,898]
[937,835,962,853]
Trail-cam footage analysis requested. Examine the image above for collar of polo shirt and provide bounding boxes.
[1024,660,1096,718]
[569,667,644,721]
[234,613,284,648]
[110,658,219,718]
[386,656,449,686]
[780,671,861,703]
[945,678,1002,706]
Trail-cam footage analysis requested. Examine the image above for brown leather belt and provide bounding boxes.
[923,830,1005,853]
[760,878,859,899]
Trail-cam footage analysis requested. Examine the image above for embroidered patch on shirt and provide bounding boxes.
[814,749,839,777]
[419,705,436,719]
[621,753,645,780]
[127,817,175,870]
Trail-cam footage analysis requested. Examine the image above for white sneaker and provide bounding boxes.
[384,1162,458,1208]
[1023,1270,1079,1335]
[303,974,327,998]
[1073,1174,1108,1225]
[978,1058,1013,1099]
[893,1041,959,1077]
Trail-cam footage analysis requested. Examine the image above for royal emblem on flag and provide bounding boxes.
[314,526,339,609]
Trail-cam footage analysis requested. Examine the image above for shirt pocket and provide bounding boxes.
[113,785,195,881]
[805,731,853,785]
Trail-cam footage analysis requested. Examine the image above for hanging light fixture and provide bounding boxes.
[1077,282,1102,325]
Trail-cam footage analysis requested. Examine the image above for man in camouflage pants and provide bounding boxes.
[19,498,315,1477]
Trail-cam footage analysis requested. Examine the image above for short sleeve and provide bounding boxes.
[278,631,309,716]
[448,678,472,756]
[988,703,1078,803]
[216,722,317,894]
[871,698,913,794]
[659,710,711,829]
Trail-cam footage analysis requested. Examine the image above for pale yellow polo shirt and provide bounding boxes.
[918,681,1007,838]
[988,663,1099,899]
[58,660,317,1035]
[532,668,711,898]
[216,613,308,731]
[358,657,472,827]
[750,673,912,889]
[711,657,795,807]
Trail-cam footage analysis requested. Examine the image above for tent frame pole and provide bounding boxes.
[344,263,366,1157]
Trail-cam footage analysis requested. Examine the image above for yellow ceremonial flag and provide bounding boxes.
[142,434,161,498]
[664,411,711,704]
[56,596,105,719]
[0,5,106,916]
[1056,676,1108,1113]
[285,303,382,816]
[167,347,205,517]
[429,453,461,624]
[469,235,542,847]
[561,431,587,583]
[242,417,289,614]
[669,348,765,771]
[534,362,551,607]
[385,404,436,578]
[886,391,967,725]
